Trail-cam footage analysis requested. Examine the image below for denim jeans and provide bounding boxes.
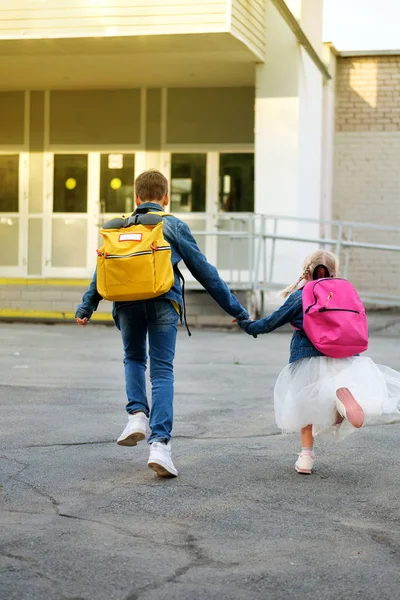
[114,299,179,443]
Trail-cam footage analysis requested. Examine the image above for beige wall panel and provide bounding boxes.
[49,90,141,145]
[231,0,265,60]
[0,218,19,265]
[29,91,45,213]
[167,88,254,145]
[29,153,44,213]
[28,218,43,275]
[30,91,44,152]
[146,89,162,151]
[0,92,25,145]
[0,1,226,39]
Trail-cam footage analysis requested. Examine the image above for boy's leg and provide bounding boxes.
[147,300,179,443]
[114,302,149,417]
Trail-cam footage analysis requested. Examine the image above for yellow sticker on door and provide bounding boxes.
[119,233,143,242]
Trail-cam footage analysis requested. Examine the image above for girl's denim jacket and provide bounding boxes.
[75,202,249,323]
[239,289,322,364]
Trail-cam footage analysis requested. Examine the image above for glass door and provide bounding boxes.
[97,153,136,251]
[169,153,208,274]
[44,153,95,277]
[99,153,135,220]
[166,152,255,285]
[44,152,136,278]
[0,153,28,277]
[216,153,255,283]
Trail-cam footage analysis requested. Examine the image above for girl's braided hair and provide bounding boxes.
[280,250,339,298]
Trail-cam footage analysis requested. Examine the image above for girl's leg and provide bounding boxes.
[295,425,315,474]
[301,424,314,448]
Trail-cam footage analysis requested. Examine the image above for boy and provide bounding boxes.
[75,170,249,477]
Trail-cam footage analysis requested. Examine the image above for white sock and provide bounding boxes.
[302,447,314,455]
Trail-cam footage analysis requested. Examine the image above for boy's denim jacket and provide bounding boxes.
[75,202,250,322]
[239,288,322,364]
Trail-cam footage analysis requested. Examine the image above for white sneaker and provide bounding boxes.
[148,441,178,477]
[295,452,315,474]
[117,412,148,446]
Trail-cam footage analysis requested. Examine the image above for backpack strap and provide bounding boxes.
[101,216,130,230]
[102,210,169,229]
[125,209,169,227]
[126,213,164,227]
[173,264,192,337]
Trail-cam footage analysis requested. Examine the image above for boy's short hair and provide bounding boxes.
[135,170,168,201]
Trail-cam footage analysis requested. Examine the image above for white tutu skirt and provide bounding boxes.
[274,356,400,441]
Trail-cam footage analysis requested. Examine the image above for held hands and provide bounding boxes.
[232,317,257,338]
[235,317,258,338]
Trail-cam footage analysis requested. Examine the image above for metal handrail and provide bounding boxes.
[183,212,400,309]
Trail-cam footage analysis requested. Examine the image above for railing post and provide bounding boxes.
[248,214,254,291]
[343,226,352,280]
[229,216,234,285]
[254,214,262,288]
[335,223,343,260]
[263,216,267,286]
[269,217,278,283]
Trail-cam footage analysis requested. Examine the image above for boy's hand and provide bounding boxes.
[232,317,253,324]
[237,318,258,338]
[76,317,88,327]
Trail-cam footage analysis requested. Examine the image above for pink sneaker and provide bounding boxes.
[295,452,315,474]
[336,387,364,429]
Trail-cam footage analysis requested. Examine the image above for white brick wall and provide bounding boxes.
[336,56,400,132]
[333,132,400,294]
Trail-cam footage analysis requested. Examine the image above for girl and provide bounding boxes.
[239,250,400,474]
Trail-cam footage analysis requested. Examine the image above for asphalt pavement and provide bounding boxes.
[0,322,399,600]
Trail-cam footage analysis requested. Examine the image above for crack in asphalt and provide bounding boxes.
[19,431,280,450]
[123,531,238,600]
[0,454,29,483]
[23,440,115,448]
[8,477,149,543]
[369,529,399,555]
[0,549,85,600]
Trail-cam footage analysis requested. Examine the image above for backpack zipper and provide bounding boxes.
[305,278,358,314]
[318,307,360,314]
[97,246,171,259]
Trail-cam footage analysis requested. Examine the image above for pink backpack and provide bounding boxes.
[301,278,368,358]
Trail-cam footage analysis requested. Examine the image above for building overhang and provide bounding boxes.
[0,32,259,90]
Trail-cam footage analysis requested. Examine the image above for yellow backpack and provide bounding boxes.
[96,211,174,302]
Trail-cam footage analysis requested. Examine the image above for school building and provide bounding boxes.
[0,1,398,324]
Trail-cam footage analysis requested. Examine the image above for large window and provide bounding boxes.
[0,155,19,212]
[53,154,88,213]
[219,153,254,212]
[100,153,135,214]
[170,154,206,212]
